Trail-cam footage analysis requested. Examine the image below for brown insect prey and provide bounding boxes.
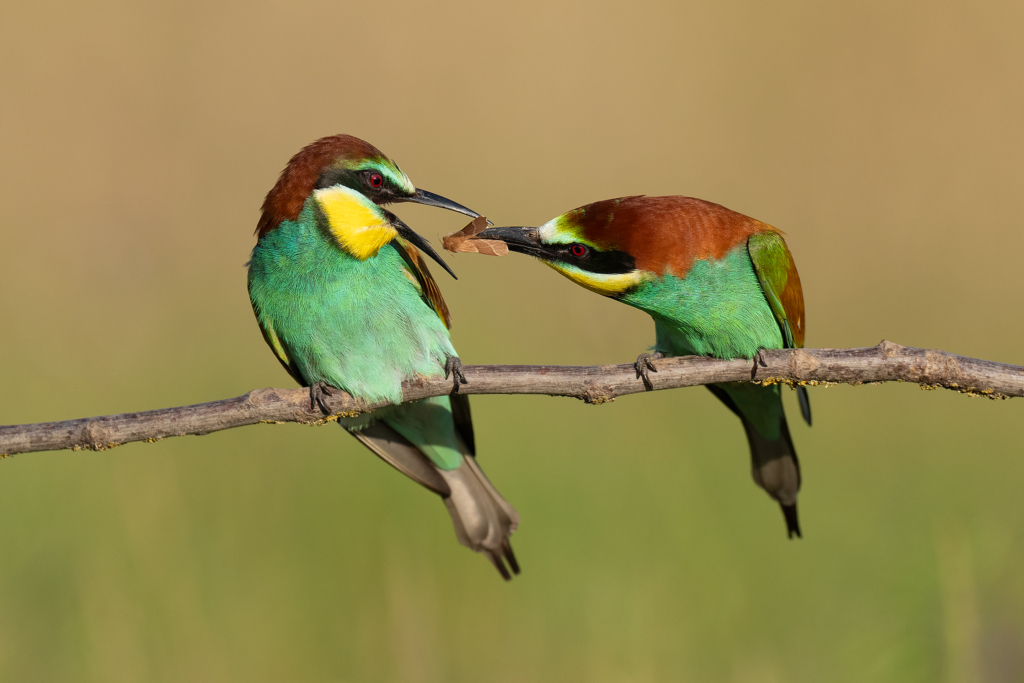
[441,217,509,256]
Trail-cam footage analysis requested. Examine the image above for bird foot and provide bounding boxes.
[751,347,769,379]
[634,351,665,391]
[309,381,335,415]
[444,355,469,393]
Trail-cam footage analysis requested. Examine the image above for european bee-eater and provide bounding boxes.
[247,135,519,578]
[472,196,810,537]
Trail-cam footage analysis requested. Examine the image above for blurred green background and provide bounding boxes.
[1,0,1023,681]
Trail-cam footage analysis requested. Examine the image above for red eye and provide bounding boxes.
[369,173,383,188]
[570,243,588,258]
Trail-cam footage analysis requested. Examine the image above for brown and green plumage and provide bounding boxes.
[475,195,810,537]
[248,135,519,578]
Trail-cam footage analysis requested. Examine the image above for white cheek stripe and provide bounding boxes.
[538,217,579,244]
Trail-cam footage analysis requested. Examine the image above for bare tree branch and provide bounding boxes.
[1,340,1021,458]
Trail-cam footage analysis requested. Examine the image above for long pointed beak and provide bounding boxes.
[386,212,458,279]
[403,189,493,225]
[474,226,545,257]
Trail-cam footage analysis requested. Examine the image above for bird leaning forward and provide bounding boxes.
[247,134,520,579]
[447,195,811,538]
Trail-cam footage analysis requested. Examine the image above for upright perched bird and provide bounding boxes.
[473,196,810,537]
[247,135,519,578]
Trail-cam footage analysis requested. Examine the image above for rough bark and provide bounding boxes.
[1,341,1020,457]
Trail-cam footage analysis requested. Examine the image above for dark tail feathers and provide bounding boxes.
[742,414,802,538]
[437,455,520,580]
[706,384,803,538]
[349,422,520,579]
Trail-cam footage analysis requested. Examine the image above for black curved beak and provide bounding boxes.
[404,189,493,225]
[474,226,545,257]
[386,211,458,279]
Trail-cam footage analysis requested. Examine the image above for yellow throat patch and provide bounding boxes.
[545,262,644,297]
[314,185,397,260]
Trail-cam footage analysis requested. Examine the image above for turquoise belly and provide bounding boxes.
[622,244,783,360]
[247,206,455,405]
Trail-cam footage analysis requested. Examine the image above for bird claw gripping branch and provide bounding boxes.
[634,351,665,391]
[751,347,769,380]
[444,355,469,393]
[309,381,335,415]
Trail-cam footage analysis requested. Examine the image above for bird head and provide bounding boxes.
[473,196,647,297]
[257,134,480,278]
[474,195,769,297]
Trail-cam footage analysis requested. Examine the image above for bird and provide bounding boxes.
[471,195,810,538]
[247,134,519,578]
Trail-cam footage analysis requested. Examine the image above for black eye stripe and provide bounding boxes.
[549,244,635,274]
[312,168,412,206]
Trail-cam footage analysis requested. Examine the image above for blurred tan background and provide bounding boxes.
[1,0,1023,681]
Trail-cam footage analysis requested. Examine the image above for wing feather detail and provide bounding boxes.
[449,393,476,456]
[256,316,306,385]
[391,239,453,329]
[747,231,805,349]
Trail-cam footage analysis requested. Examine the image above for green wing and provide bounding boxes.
[389,239,474,451]
[748,231,812,426]
[747,231,805,349]
[255,314,306,386]
[391,239,452,329]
